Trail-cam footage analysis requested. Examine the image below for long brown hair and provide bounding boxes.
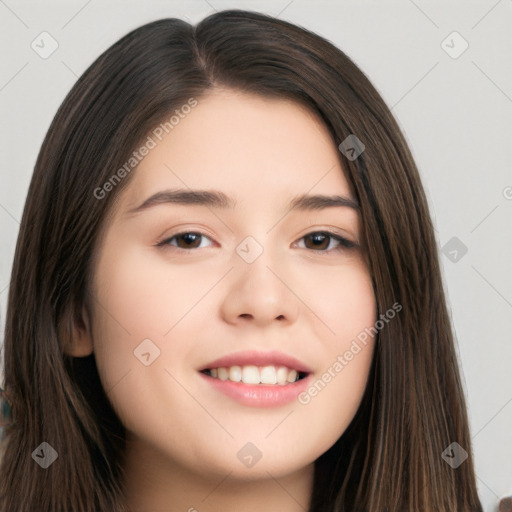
[0,9,483,511]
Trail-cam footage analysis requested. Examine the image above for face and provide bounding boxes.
[74,89,377,485]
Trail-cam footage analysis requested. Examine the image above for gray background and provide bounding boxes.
[1,1,511,510]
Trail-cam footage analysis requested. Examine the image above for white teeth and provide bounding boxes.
[276,366,288,385]
[287,369,298,383]
[241,365,260,384]
[260,366,277,384]
[229,365,242,382]
[206,365,303,385]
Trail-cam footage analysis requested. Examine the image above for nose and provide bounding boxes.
[220,246,300,327]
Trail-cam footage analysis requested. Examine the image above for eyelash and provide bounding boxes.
[155,230,357,254]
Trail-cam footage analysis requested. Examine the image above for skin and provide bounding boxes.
[68,89,377,512]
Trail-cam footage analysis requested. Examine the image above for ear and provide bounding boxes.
[61,303,94,357]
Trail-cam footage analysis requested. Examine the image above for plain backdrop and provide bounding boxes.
[0,1,511,510]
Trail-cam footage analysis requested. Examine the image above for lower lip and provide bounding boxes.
[199,372,312,408]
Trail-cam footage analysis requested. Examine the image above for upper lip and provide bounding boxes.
[199,350,312,374]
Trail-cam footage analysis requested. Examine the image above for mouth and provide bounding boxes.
[197,350,312,406]
[200,365,309,385]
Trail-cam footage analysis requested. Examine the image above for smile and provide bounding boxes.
[201,365,308,385]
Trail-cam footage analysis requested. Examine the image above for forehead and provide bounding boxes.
[117,89,355,214]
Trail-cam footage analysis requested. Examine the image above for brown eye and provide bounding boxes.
[176,233,202,249]
[299,231,356,252]
[157,232,213,250]
[304,232,330,250]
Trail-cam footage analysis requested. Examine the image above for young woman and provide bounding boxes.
[0,9,483,512]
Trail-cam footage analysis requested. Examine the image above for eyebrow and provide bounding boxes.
[125,188,360,216]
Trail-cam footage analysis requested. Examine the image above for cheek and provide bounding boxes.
[294,259,376,444]
[91,238,220,355]
[306,256,377,340]
[88,242,196,400]
[94,244,203,336]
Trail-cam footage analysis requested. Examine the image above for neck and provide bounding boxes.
[121,435,315,512]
